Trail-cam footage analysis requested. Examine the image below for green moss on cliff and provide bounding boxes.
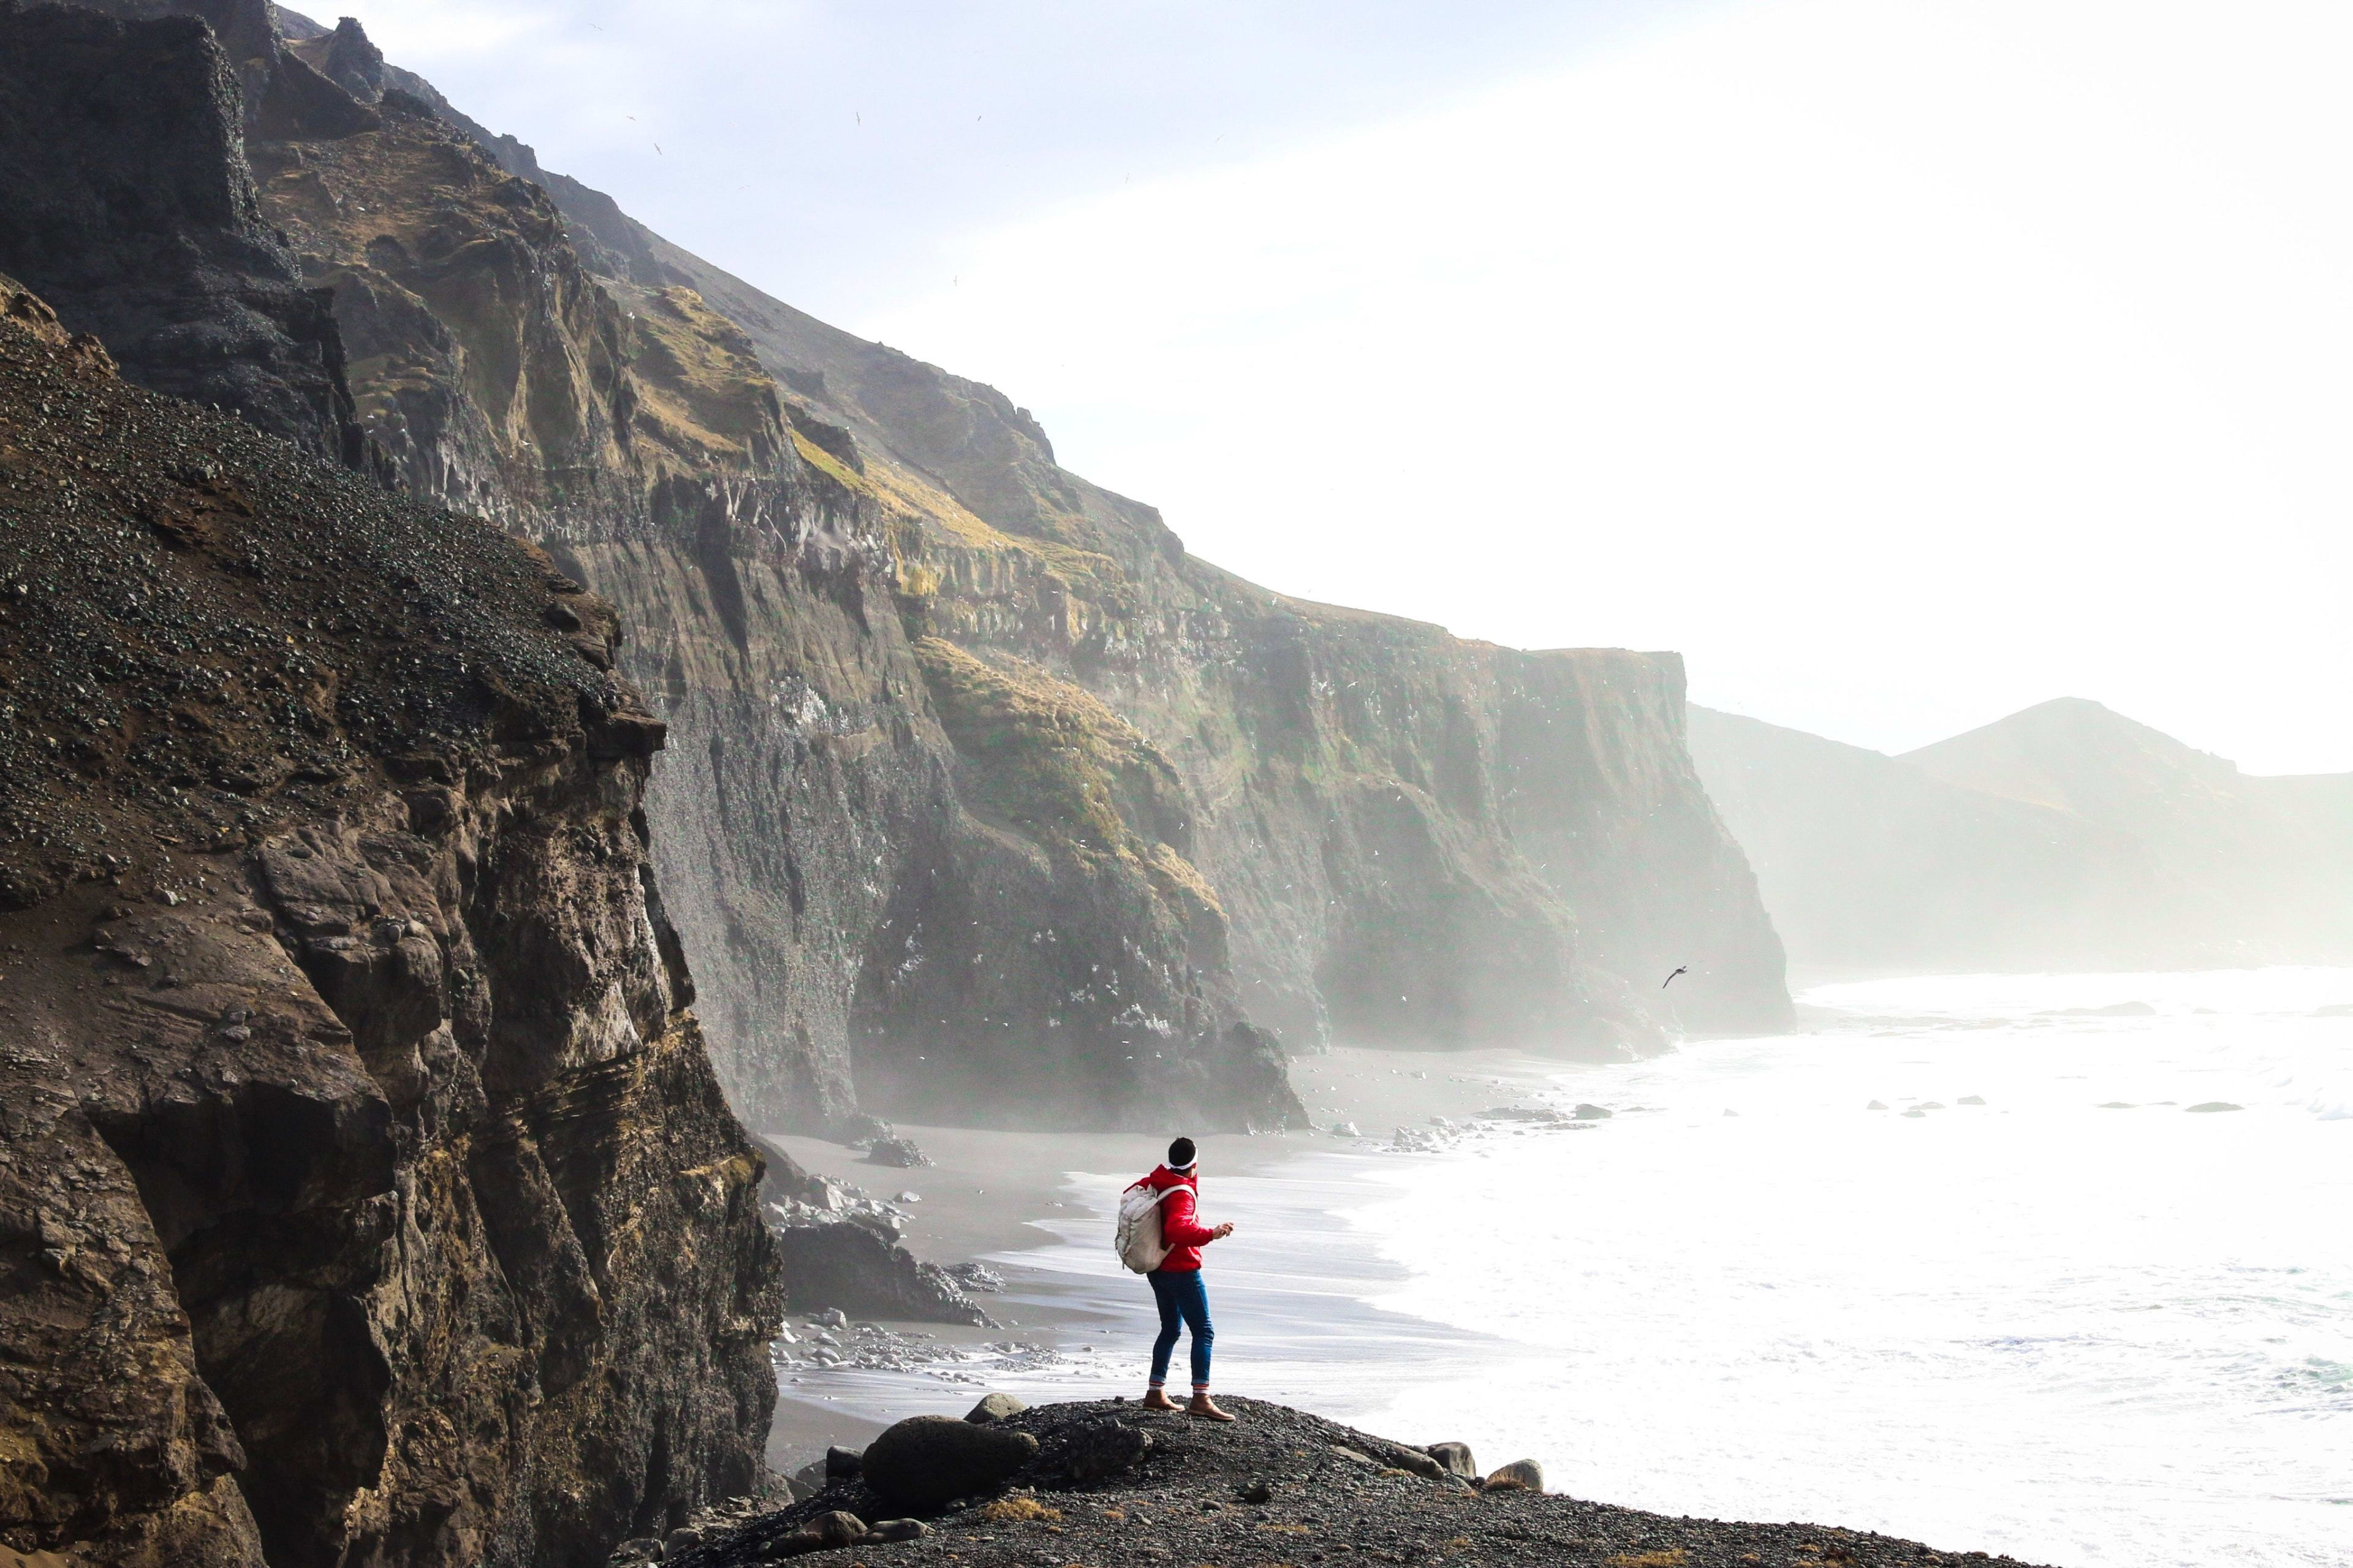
[912,637,1207,906]
[621,284,786,466]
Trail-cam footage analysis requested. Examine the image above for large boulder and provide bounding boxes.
[1485,1459,1545,1493]
[1383,1445,1446,1480]
[1427,1441,1478,1480]
[966,1393,1028,1424]
[862,1416,1039,1514]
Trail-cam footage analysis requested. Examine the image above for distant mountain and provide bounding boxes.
[1691,700,2352,975]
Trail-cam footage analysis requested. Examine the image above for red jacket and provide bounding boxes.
[1141,1164,1216,1272]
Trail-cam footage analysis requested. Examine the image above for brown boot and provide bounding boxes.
[1188,1392,1237,1422]
[1140,1387,1178,1412]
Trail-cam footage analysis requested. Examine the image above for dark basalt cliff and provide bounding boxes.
[0,279,778,1566]
[10,4,1791,1142]
[0,1,369,465]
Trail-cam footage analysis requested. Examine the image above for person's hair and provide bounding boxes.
[1167,1136,1197,1168]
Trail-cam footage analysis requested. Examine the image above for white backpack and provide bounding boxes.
[1113,1180,1180,1273]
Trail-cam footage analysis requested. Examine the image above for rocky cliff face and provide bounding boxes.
[243,13,1788,1120]
[0,279,778,1566]
[0,2,369,465]
[649,247,1793,1046]
[200,20,1314,1132]
[20,4,1789,1143]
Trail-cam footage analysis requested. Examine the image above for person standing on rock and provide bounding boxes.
[1137,1137,1237,1420]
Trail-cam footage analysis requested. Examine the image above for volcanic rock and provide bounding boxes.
[771,1219,991,1325]
[669,1398,2045,1568]
[860,1416,1039,1514]
[169,2,1797,1142]
[1056,1419,1156,1485]
[0,4,371,464]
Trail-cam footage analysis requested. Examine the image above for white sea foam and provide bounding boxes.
[999,968,2353,1568]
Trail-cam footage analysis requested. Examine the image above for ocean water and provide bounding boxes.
[994,969,2353,1568]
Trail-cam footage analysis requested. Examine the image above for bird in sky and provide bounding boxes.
[1662,966,1689,989]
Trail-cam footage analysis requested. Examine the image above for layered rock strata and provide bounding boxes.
[0,281,778,1567]
[591,226,1798,1052]
[310,20,1786,1086]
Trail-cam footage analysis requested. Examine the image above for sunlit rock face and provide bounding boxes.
[642,265,1795,1053]
[98,7,1787,1134]
[0,276,778,1568]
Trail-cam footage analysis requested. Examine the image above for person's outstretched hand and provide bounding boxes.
[1213,1222,1236,1240]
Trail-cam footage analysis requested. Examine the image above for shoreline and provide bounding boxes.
[754,1043,1593,1469]
[744,975,2353,1568]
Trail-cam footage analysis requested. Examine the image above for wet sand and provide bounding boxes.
[756,1043,1576,1473]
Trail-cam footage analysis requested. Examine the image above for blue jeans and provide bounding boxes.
[1147,1268,1214,1388]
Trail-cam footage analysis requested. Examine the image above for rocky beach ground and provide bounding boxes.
[636,1397,2050,1568]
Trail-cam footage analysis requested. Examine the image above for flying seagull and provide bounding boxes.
[1661,966,1688,989]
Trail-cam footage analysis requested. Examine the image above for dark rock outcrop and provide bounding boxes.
[672,1398,2052,1568]
[0,287,777,1566]
[769,1220,991,1327]
[1052,1418,1156,1486]
[0,2,369,464]
[858,1417,1037,1515]
[1427,1440,1479,1479]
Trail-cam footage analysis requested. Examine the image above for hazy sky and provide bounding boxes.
[333,1,2352,774]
